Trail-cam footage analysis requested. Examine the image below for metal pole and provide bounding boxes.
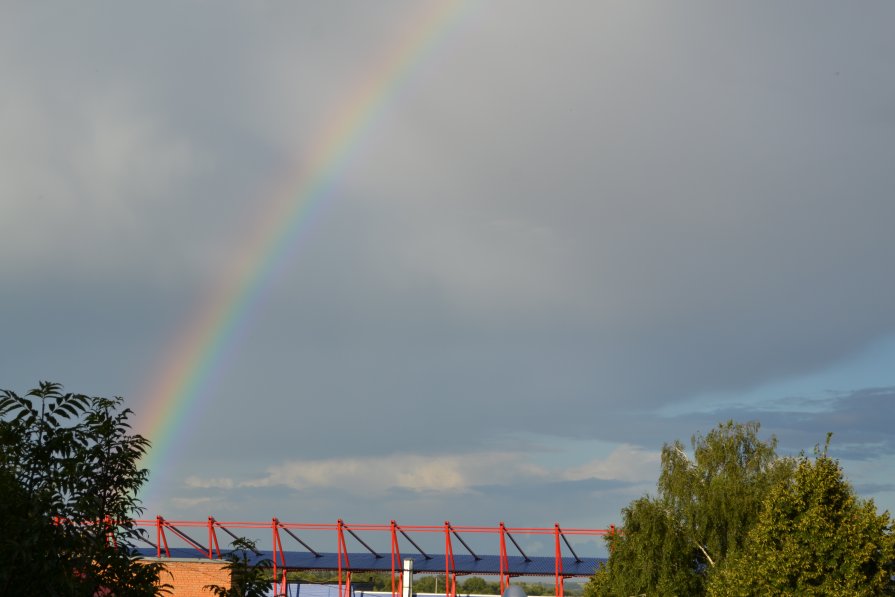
[402,558,414,597]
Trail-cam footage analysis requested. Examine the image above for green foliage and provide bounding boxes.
[461,575,493,594]
[279,557,572,595]
[286,570,399,591]
[411,575,559,595]
[0,381,167,595]
[513,580,566,596]
[349,571,398,591]
[413,574,447,593]
[205,537,274,597]
[708,440,895,596]
[587,497,702,597]
[586,421,792,596]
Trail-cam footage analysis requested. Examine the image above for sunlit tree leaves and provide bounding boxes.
[0,381,166,595]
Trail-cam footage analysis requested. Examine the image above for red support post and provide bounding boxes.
[272,519,278,590]
[554,524,564,597]
[157,516,170,558]
[444,522,456,597]
[272,518,289,596]
[499,522,509,595]
[211,517,221,558]
[104,515,118,548]
[338,520,344,597]
[125,515,615,590]
[207,517,214,559]
[338,520,352,597]
[390,521,403,597]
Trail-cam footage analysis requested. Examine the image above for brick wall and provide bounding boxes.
[143,558,231,596]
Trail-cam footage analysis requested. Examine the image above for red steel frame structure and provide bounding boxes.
[136,517,614,597]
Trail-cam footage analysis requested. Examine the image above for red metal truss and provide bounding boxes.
[137,517,612,597]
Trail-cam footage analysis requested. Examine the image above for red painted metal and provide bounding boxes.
[443,522,454,597]
[498,522,509,594]
[553,525,563,597]
[207,517,215,559]
[156,516,170,558]
[273,518,289,596]
[442,521,463,597]
[135,516,612,591]
[390,521,402,597]
[337,519,353,597]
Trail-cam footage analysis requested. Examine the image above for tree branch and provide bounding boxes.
[695,542,715,567]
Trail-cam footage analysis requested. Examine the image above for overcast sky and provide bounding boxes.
[3,1,895,558]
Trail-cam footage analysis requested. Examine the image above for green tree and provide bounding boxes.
[517,580,557,596]
[0,381,166,595]
[414,574,447,593]
[460,576,501,594]
[708,439,895,596]
[205,537,274,597]
[461,576,490,594]
[585,421,792,596]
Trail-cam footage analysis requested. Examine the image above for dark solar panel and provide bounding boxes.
[135,549,604,577]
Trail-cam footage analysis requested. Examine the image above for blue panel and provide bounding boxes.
[136,549,604,577]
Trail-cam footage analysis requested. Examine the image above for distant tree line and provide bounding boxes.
[414,575,581,596]
[291,571,582,596]
[585,421,895,596]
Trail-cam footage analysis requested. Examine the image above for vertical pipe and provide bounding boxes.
[402,558,414,597]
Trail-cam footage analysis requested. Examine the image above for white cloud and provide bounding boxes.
[170,496,217,508]
[185,476,236,490]
[562,445,661,483]
[194,446,661,496]
[242,451,548,494]
[5,1,895,524]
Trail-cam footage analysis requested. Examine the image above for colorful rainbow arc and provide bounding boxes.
[138,1,473,501]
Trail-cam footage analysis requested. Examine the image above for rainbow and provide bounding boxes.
[138,1,473,503]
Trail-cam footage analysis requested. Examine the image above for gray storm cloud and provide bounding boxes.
[2,1,894,521]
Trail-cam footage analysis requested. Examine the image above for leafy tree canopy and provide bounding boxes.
[0,381,166,595]
[708,438,895,596]
[205,538,273,597]
[585,421,793,596]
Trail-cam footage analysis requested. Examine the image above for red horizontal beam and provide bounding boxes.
[134,519,613,535]
[139,516,613,595]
